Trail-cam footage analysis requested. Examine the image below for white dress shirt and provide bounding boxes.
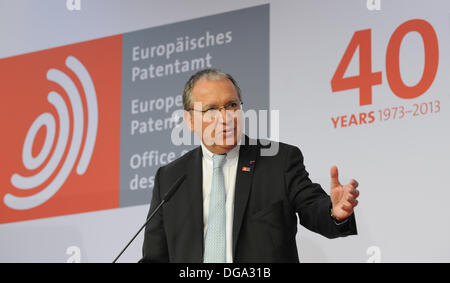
[201,143,240,263]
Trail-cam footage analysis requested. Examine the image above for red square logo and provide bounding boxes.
[0,35,122,223]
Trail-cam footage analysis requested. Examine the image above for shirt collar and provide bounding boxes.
[200,141,240,162]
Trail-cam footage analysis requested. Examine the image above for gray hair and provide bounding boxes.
[182,68,242,111]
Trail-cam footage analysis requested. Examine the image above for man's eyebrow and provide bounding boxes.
[202,99,239,109]
[203,103,217,109]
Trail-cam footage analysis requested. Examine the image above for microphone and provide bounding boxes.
[112,174,186,263]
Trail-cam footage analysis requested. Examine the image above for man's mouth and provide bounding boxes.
[222,128,234,137]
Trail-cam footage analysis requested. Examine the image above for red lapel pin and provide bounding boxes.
[242,166,251,172]
[242,160,255,172]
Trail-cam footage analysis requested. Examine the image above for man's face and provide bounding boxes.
[184,78,243,154]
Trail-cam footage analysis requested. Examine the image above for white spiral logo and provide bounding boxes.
[5,56,98,210]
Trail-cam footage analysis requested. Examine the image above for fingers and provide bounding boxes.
[349,179,359,189]
[341,198,358,214]
[341,204,354,213]
[330,166,341,187]
[349,187,359,198]
[347,196,359,207]
[332,177,360,219]
[348,179,359,198]
[344,181,360,207]
[330,167,360,210]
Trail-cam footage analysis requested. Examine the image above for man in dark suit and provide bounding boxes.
[140,69,359,263]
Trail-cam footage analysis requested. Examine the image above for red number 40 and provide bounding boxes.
[331,19,439,106]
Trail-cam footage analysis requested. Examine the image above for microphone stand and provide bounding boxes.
[112,175,186,263]
[112,201,165,263]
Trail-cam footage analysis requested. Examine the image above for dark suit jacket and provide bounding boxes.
[140,136,357,263]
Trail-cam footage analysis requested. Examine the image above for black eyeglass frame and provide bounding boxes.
[188,101,243,114]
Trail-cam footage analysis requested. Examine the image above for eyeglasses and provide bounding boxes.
[189,101,243,116]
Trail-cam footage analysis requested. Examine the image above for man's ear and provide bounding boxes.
[183,110,194,132]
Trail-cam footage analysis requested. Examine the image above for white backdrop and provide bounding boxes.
[1,0,450,262]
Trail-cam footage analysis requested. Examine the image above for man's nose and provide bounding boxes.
[218,108,233,124]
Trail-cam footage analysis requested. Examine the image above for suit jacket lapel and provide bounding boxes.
[185,146,204,262]
[232,136,259,256]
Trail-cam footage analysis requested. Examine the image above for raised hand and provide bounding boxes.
[330,166,359,221]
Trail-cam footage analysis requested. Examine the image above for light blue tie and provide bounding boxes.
[203,154,227,263]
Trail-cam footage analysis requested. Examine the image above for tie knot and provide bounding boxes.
[213,154,227,169]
